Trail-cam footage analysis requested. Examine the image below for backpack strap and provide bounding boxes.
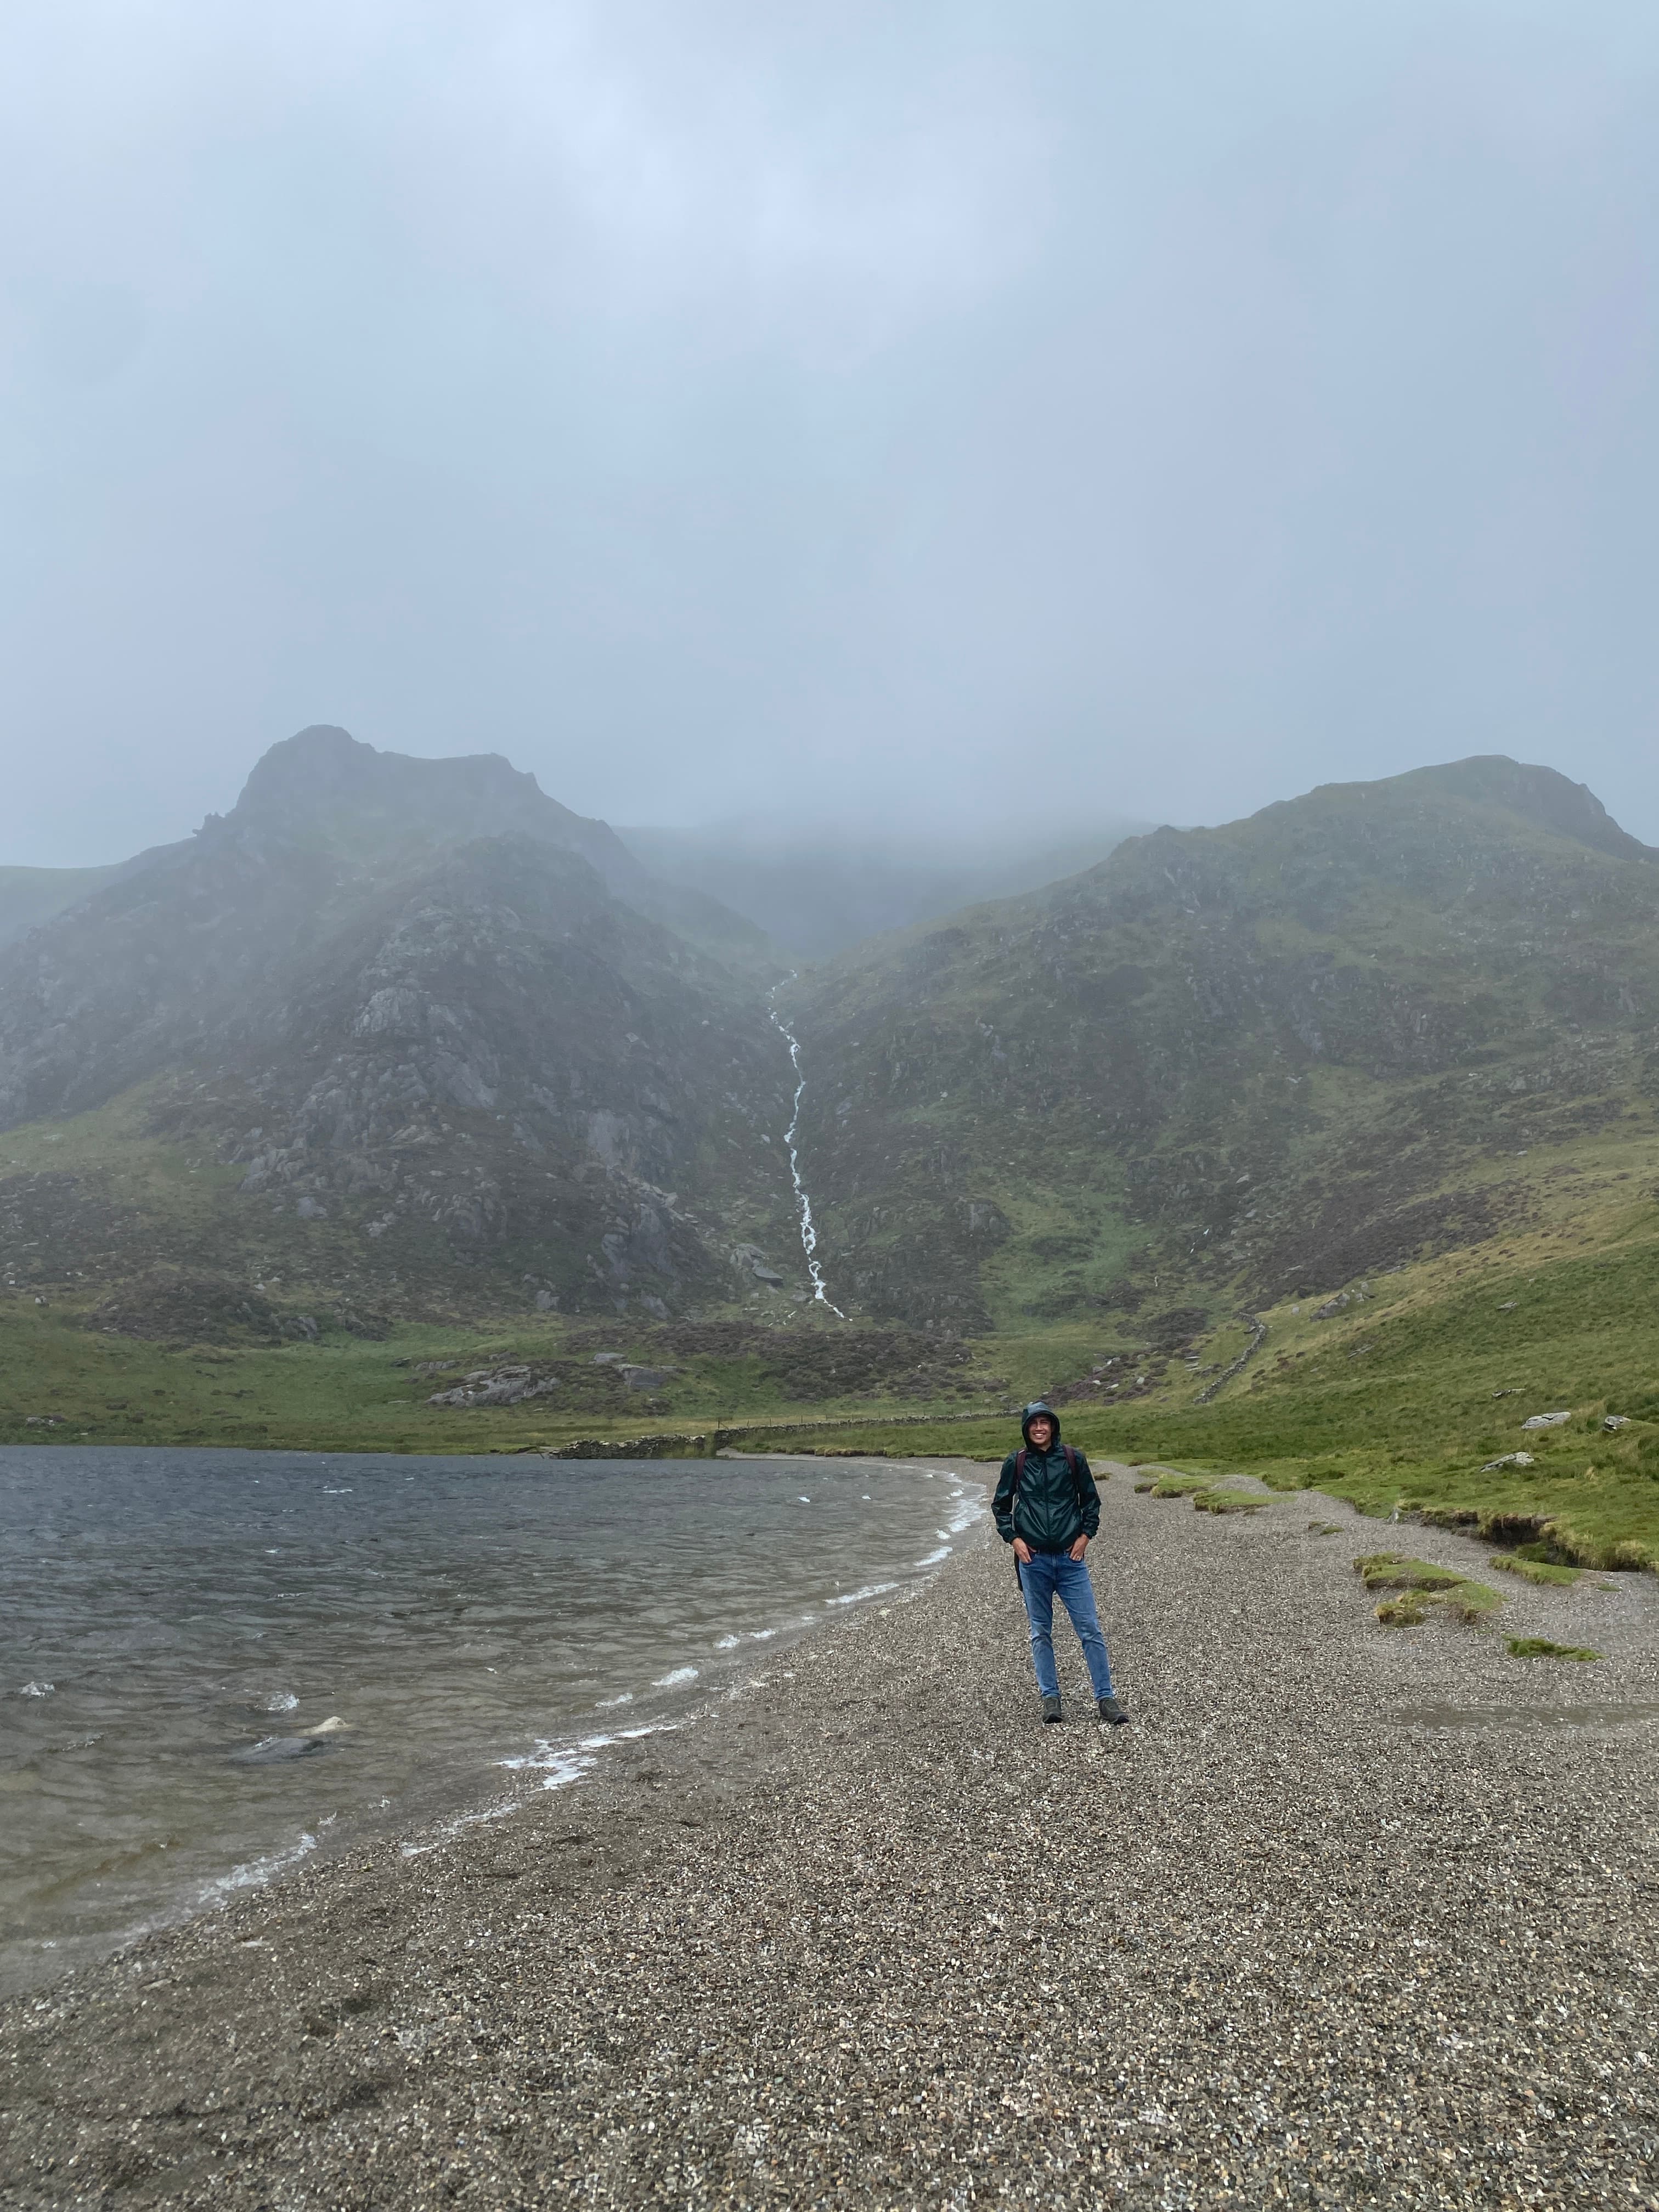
[1011,1444,1083,1513]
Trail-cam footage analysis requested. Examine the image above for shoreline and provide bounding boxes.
[4,1460,1657,2207]
[1,1450,990,2005]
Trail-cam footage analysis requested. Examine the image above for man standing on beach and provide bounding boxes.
[993,1401,1128,1726]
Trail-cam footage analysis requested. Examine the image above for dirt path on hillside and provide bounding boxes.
[4,1462,1656,2209]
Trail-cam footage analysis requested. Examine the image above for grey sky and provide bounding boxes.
[5,2,1658,865]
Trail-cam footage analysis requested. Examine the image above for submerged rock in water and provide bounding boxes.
[230,1735,331,1765]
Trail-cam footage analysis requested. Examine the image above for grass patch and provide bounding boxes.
[1354,1554,1469,1592]
[1192,1487,1270,1515]
[1505,1637,1601,1661]
[1356,1553,1505,1627]
[1488,1553,1581,1587]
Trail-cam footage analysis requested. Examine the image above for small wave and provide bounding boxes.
[262,1691,298,1713]
[713,1634,741,1650]
[797,1495,811,1504]
[577,1723,678,1751]
[826,1581,899,1607]
[913,1546,951,1567]
[653,1666,698,1688]
[17,1680,55,1698]
[322,1487,353,1495]
[400,1795,530,1855]
[595,1691,635,1708]
[496,1743,599,1797]
[198,1829,319,1906]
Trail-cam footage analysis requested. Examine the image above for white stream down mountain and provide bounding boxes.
[768,984,844,1316]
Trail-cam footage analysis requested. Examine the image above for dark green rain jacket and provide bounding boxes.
[991,1402,1102,1555]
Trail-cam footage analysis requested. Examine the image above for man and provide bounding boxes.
[992,1401,1128,1726]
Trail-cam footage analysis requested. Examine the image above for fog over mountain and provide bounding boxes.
[6,4,1659,867]
[616,819,1149,960]
[4,728,1658,1356]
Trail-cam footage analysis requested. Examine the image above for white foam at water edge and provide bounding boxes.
[826,1581,900,1607]
[713,1634,741,1650]
[913,1546,951,1567]
[198,1828,320,1905]
[399,1795,529,1855]
[653,1666,699,1688]
[576,1723,679,1751]
[595,1691,635,1707]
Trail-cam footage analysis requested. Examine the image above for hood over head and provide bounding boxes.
[1020,1400,1062,1446]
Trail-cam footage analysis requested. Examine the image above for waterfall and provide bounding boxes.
[768,984,845,1317]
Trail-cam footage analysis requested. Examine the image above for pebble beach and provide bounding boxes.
[3,1459,1657,2209]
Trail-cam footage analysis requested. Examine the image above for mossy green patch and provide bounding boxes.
[1355,1554,1469,1592]
[1192,1488,1270,1515]
[1488,1554,1581,1587]
[1505,1637,1601,1661]
[1356,1553,1505,1627]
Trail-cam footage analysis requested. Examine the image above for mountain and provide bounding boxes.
[784,757,1659,1330]
[0,728,804,1327]
[616,818,1150,960]
[9,737,1659,1365]
[0,866,122,950]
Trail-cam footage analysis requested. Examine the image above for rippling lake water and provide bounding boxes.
[0,1445,986,1994]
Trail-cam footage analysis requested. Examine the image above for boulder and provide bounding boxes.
[428,1367,561,1408]
[1481,1451,1536,1470]
[620,1364,676,1392]
[1520,1410,1571,1430]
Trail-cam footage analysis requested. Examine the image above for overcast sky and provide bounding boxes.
[5,2,1658,865]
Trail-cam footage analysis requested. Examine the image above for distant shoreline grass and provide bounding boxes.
[5,1146,1657,1572]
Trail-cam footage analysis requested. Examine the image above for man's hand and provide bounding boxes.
[1069,1535,1088,1561]
[1012,1537,1033,1564]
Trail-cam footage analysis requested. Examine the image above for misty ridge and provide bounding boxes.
[1,739,1145,967]
[3,718,1658,1363]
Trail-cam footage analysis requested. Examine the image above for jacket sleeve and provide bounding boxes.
[991,1452,1020,1544]
[1074,1450,1102,1539]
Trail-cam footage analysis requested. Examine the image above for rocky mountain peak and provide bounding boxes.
[228,725,639,889]
[1344,755,1657,864]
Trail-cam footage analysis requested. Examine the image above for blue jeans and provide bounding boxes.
[1017,1550,1115,1701]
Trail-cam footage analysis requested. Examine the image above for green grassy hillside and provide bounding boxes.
[3,750,1657,1577]
[4,1101,1655,1571]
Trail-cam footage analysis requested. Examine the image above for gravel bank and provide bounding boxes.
[3,1460,1657,2209]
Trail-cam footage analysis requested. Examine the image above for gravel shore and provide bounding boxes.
[4,1459,1657,2209]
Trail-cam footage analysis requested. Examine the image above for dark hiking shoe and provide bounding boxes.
[1096,1696,1130,1726]
[1041,1695,1064,1724]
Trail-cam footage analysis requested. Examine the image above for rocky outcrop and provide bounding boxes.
[0,731,800,1321]
[787,754,1659,1324]
[427,1365,562,1408]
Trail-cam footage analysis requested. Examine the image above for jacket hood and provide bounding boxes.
[1020,1400,1062,1446]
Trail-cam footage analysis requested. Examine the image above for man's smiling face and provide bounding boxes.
[1027,1415,1054,1449]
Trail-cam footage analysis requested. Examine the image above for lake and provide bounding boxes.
[0,1445,986,1994]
